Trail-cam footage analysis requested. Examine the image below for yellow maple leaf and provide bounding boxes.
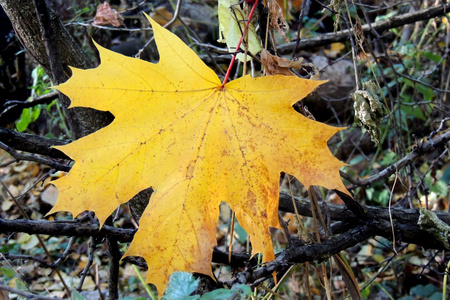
[49,15,349,295]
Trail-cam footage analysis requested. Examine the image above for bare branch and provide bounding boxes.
[0,283,63,300]
[278,3,450,54]
[341,129,450,188]
[0,127,70,159]
[0,141,71,171]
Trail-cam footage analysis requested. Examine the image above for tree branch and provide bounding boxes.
[340,129,450,188]
[0,127,70,159]
[0,141,71,171]
[278,2,450,54]
[0,284,61,300]
[246,223,374,284]
[1,191,449,269]
[0,0,115,139]
[0,91,59,126]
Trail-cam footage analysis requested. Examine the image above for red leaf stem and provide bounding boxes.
[221,0,259,87]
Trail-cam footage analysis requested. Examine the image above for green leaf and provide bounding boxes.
[16,108,32,132]
[200,284,252,300]
[234,219,248,244]
[162,272,200,300]
[416,84,434,102]
[410,284,438,297]
[15,106,41,132]
[0,266,15,278]
[14,278,28,292]
[420,51,442,63]
[71,290,87,300]
[30,107,41,122]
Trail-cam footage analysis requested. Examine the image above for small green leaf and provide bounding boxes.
[200,285,252,300]
[410,283,438,297]
[234,219,248,244]
[30,107,41,122]
[71,290,87,300]
[16,107,41,132]
[420,51,442,63]
[0,266,15,278]
[416,84,434,102]
[162,272,200,300]
[16,108,32,132]
[14,277,28,292]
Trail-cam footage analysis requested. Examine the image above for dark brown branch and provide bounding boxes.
[246,224,374,284]
[1,190,449,263]
[278,192,450,225]
[0,127,70,159]
[0,141,71,171]
[107,237,120,300]
[0,253,52,268]
[0,91,59,126]
[280,193,450,250]
[278,2,450,54]
[0,218,136,241]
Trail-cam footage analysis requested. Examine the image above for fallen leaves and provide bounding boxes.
[49,15,348,296]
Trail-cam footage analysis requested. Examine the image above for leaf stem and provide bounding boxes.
[133,264,157,300]
[221,0,259,87]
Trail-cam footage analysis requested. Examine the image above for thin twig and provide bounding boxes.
[68,22,153,32]
[49,236,76,274]
[77,237,97,291]
[0,253,52,267]
[136,0,183,56]
[0,141,71,171]
[0,178,72,298]
[340,129,450,188]
[278,2,450,54]
[0,284,62,300]
[0,91,59,124]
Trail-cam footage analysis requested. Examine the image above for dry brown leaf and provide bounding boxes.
[267,0,289,42]
[261,49,303,76]
[93,2,124,28]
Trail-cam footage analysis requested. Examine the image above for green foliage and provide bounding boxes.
[162,272,252,300]
[71,289,88,300]
[200,284,252,300]
[399,283,443,300]
[0,265,28,298]
[15,65,69,136]
[162,272,200,300]
[0,266,15,278]
[16,66,51,132]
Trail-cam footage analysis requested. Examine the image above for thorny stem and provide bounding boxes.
[221,0,259,87]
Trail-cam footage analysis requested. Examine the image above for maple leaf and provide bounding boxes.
[49,15,349,295]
